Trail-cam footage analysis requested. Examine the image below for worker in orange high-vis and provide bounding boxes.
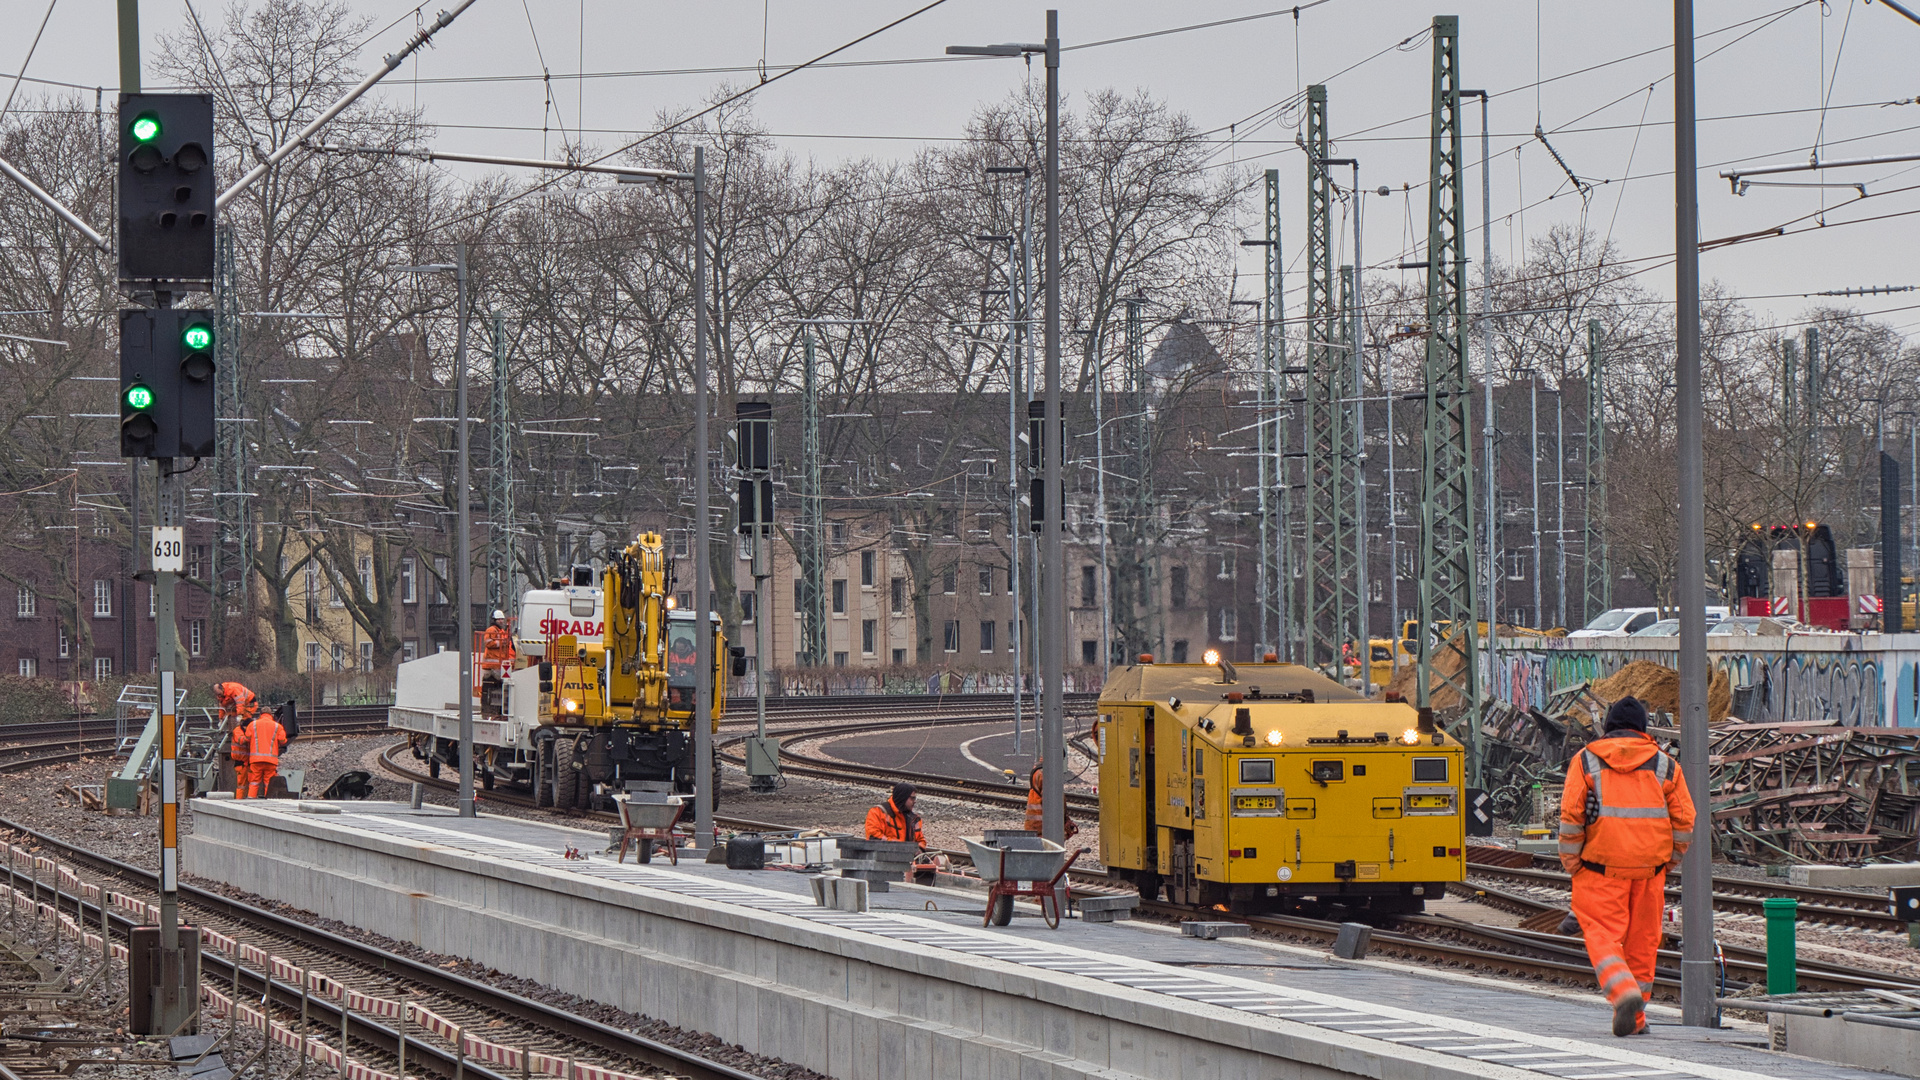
[1559,695,1696,1037]
[865,783,927,849]
[479,609,517,715]
[214,681,258,797]
[244,705,289,799]
[1024,766,1077,839]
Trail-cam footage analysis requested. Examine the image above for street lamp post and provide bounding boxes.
[399,250,474,817]
[950,11,1064,843]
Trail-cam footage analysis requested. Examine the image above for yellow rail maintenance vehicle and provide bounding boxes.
[1097,653,1466,916]
[540,532,744,809]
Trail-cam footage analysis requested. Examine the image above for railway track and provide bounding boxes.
[1464,847,1906,932]
[0,714,392,776]
[0,703,390,743]
[0,817,767,1080]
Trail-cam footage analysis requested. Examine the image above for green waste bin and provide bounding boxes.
[1763,897,1797,995]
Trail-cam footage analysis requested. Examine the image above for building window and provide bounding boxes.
[1082,640,1098,665]
[980,620,996,653]
[1219,608,1238,641]
[941,569,956,595]
[1369,577,1384,602]
[94,657,112,681]
[862,619,877,655]
[943,620,960,652]
[329,562,345,607]
[830,521,848,547]
[307,642,323,671]
[890,578,905,615]
[17,658,36,677]
[793,580,804,616]
[1171,640,1190,663]
[740,590,756,624]
[1080,565,1097,607]
[189,620,204,657]
[1008,620,1016,652]
[16,586,35,618]
[433,557,450,603]
[189,544,205,580]
[400,558,417,604]
[356,555,372,596]
[833,651,848,667]
[979,569,993,596]
[331,643,346,672]
[1504,551,1527,581]
[149,586,155,618]
[58,627,69,658]
[359,642,373,672]
[831,579,847,615]
[861,550,875,587]
[403,639,419,663]
[891,648,906,665]
[1170,565,1188,609]
[93,580,112,617]
[676,591,692,613]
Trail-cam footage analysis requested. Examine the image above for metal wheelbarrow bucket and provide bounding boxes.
[614,794,686,864]
[962,836,1082,928]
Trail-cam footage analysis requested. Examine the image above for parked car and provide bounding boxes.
[1569,608,1662,638]
[1708,616,1794,637]
[1631,619,1681,638]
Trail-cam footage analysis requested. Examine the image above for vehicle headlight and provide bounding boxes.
[562,698,578,713]
[1401,728,1420,745]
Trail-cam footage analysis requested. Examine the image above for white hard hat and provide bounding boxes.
[492,609,506,620]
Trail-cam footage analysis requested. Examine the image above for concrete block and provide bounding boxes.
[1332,922,1372,960]
[1179,921,1249,940]
[1790,862,1920,888]
[1073,894,1137,923]
[831,876,870,912]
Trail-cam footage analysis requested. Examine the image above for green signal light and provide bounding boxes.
[182,324,213,351]
[124,384,155,410]
[130,113,161,143]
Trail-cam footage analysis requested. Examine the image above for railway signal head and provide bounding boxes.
[120,378,159,457]
[118,93,215,287]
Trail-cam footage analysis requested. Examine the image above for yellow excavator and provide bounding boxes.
[537,532,742,809]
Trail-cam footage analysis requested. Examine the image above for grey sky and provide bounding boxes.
[24,1,1920,333]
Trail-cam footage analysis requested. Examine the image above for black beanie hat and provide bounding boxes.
[891,782,916,808]
[1605,696,1649,733]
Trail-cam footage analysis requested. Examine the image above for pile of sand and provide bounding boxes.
[1592,659,1731,724]
[1385,638,1470,710]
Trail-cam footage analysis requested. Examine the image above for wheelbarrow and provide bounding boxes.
[614,791,687,864]
[963,835,1085,929]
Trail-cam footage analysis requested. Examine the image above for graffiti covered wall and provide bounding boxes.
[1486,634,1920,728]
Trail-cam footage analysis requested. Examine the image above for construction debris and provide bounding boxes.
[1708,721,1920,863]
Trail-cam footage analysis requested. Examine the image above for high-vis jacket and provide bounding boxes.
[865,798,926,848]
[228,718,253,765]
[246,715,289,766]
[1024,769,1078,838]
[480,624,517,674]
[1559,731,1697,879]
[214,681,258,721]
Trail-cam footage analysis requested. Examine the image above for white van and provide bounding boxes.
[1568,606,1730,639]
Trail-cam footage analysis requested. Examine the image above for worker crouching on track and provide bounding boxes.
[480,609,517,716]
[244,704,290,799]
[1024,766,1078,839]
[1559,696,1697,1037]
[215,681,258,797]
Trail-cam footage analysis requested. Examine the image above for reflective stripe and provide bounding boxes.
[1599,967,1635,992]
[1596,806,1670,819]
[1559,822,1582,836]
[1671,830,1693,843]
[1558,841,1583,854]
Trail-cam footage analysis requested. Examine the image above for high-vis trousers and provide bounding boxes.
[246,761,279,799]
[1571,866,1665,1010]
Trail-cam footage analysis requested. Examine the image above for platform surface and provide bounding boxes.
[195,802,1896,1080]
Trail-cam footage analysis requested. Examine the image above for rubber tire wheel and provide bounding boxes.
[428,756,441,780]
[480,766,495,790]
[710,763,723,812]
[637,838,653,864]
[1136,871,1163,903]
[533,742,554,808]
[554,737,582,811]
[988,894,1014,926]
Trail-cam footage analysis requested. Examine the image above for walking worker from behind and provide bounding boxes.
[245,704,290,799]
[1559,695,1697,1036]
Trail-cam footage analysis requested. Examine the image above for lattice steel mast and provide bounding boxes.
[1257,169,1284,658]
[1417,16,1481,746]
[1303,84,1358,674]
[211,224,249,656]
[1582,318,1610,624]
[486,311,515,612]
[797,327,827,667]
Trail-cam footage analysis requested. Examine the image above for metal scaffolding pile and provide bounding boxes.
[1709,721,1920,863]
